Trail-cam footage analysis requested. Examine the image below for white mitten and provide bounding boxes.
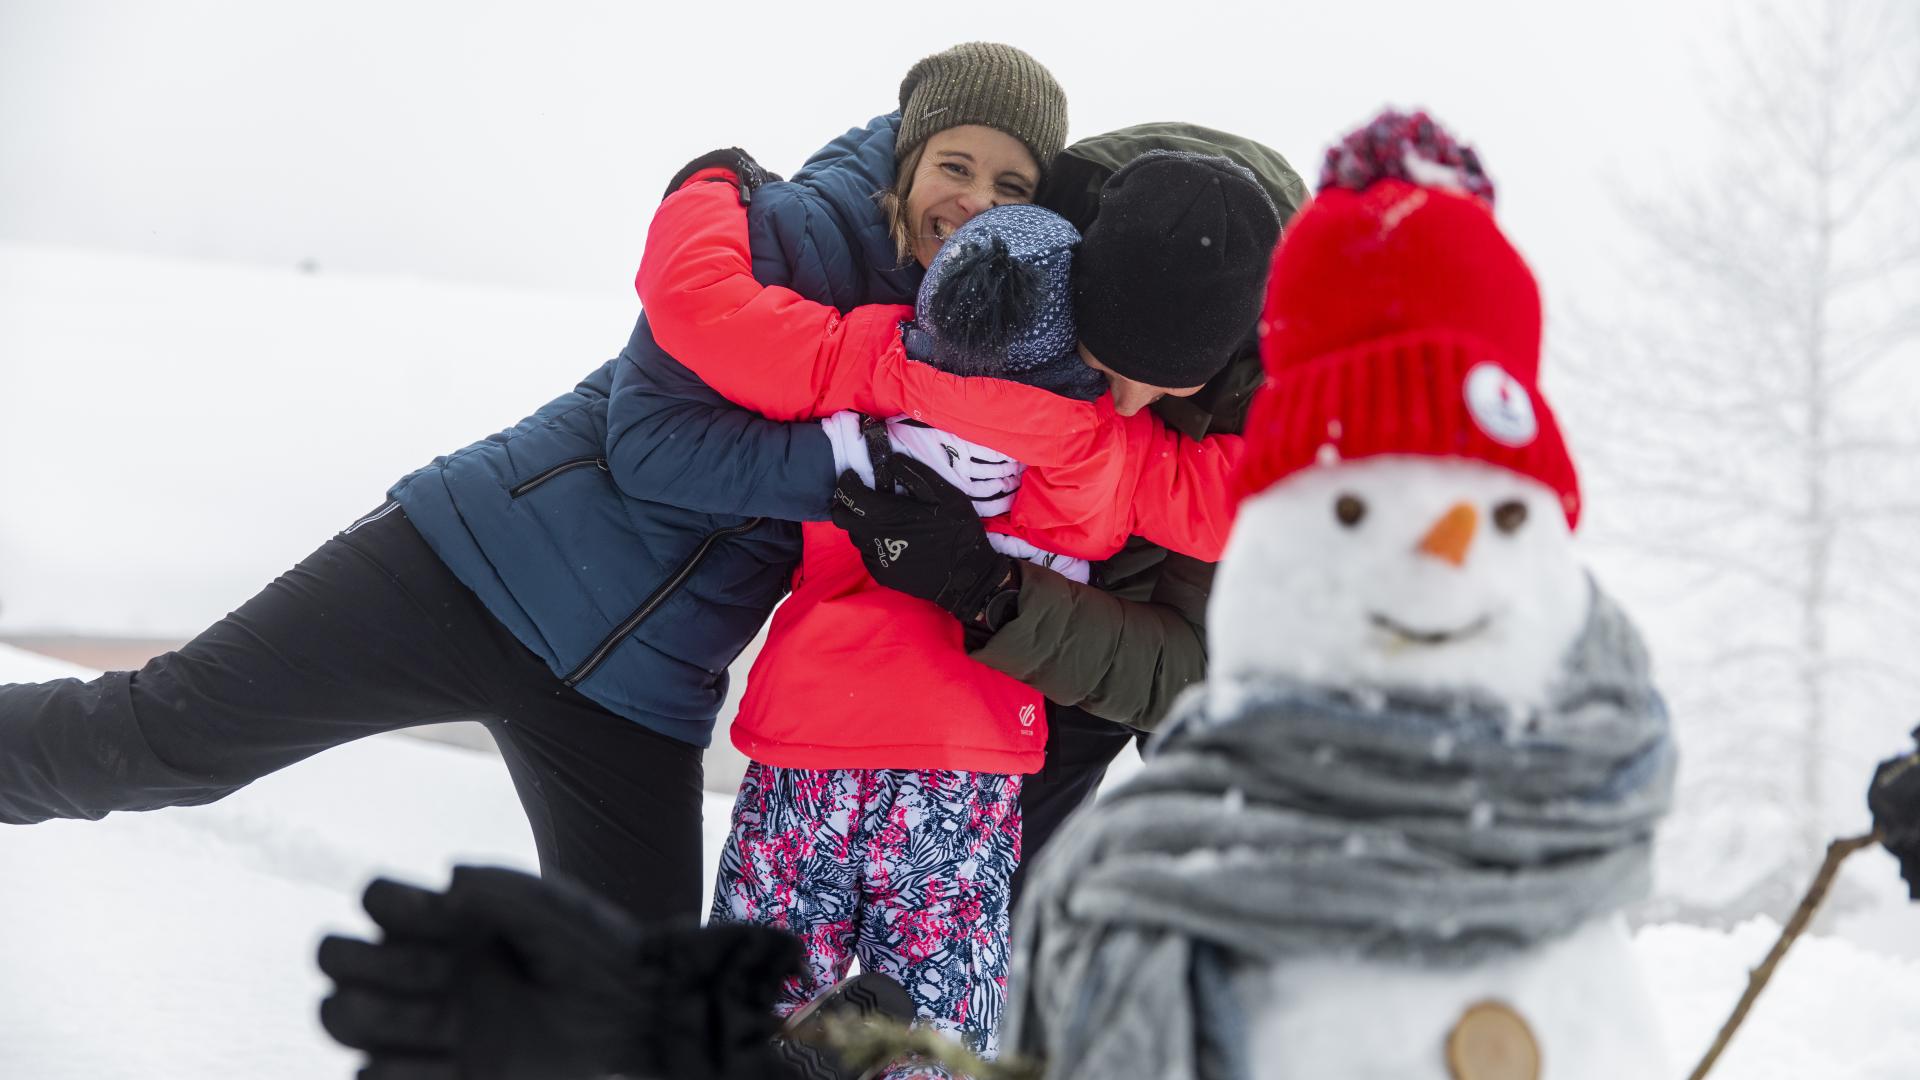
[884,420,1023,516]
[820,410,877,489]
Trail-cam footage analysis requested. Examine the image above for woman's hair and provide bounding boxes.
[878,142,926,267]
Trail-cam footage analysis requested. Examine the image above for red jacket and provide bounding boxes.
[636,172,1241,773]
[731,521,1047,773]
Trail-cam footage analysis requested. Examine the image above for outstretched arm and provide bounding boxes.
[635,169,916,421]
[1009,416,1246,562]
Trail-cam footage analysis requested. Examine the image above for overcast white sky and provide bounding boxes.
[1,0,1740,303]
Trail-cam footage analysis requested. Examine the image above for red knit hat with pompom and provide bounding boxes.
[1232,110,1582,527]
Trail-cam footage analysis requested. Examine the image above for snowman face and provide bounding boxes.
[1210,456,1588,709]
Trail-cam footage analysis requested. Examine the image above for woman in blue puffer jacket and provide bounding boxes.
[0,42,1065,925]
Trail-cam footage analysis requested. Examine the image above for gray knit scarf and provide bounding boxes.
[1002,583,1674,1080]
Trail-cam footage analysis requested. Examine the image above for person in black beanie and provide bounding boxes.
[828,152,1281,647]
[1070,150,1282,415]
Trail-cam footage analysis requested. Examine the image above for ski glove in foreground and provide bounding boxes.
[318,866,803,1080]
[1870,729,1920,899]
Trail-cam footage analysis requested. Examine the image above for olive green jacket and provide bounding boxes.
[969,123,1304,731]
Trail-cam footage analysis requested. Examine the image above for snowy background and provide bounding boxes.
[2,0,1917,1076]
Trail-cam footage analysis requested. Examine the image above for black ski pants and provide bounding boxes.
[1010,704,1140,911]
[0,503,705,925]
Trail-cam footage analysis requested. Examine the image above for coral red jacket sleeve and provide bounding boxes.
[636,174,1111,454]
[1008,412,1245,562]
[635,171,912,421]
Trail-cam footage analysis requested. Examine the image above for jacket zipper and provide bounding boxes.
[562,517,766,687]
[510,457,608,498]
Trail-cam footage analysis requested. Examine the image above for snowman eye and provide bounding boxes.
[1334,494,1367,528]
[1493,500,1529,533]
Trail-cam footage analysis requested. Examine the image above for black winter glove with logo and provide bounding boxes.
[663,147,781,205]
[1870,729,1920,900]
[829,456,1018,635]
[318,866,804,1080]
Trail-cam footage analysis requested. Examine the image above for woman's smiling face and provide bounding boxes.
[904,125,1041,268]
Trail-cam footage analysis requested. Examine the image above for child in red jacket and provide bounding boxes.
[706,203,1110,1065]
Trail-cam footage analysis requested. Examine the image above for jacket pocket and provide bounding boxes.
[510,457,608,498]
[563,517,765,687]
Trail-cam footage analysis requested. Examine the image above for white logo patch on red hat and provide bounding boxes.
[1463,363,1538,447]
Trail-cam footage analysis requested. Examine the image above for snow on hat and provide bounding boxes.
[913,203,1080,378]
[1233,109,1583,527]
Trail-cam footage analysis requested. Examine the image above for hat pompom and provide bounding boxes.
[928,233,1046,374]
[1319,109,1496,207]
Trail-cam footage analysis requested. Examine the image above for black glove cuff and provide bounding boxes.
[946,556,1018,629]
[662,148,782,204]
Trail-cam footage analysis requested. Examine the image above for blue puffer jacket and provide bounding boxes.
[389,113,918,747]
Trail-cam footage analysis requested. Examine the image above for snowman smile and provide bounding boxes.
[1368,611,1493,646]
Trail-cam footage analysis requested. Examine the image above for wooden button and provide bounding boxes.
[1445,999,1541,1080]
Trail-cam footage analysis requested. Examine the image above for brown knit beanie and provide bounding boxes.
[897,42,1068,174]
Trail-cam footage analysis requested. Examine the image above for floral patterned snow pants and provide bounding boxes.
[710,762,1023,1066]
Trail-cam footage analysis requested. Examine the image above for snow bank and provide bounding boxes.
[0,644,736,1079]
[0,242,634,637]
[1641,919,1920,1079]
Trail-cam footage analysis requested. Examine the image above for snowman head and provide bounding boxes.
[1216,109,1588,708]
[1211,455,1587,709]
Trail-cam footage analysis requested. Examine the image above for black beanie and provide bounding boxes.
[1072,151,1282,387]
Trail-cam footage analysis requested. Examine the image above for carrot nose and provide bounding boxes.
[1417,503,1478,567]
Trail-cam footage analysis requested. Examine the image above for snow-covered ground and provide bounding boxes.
[0,644,733,1079]
[3,643,1917,1079]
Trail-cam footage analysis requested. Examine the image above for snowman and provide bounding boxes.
[1003,111,1675,1080]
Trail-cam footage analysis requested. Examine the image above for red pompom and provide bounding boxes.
[1319,109,1496,208]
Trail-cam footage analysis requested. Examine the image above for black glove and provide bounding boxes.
[318,866,805,1080]
[829,455,1018,632]
[663,147,781,205]
[1870,729,1920,900]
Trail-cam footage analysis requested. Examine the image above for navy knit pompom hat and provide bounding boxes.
[913,204,1081,378]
